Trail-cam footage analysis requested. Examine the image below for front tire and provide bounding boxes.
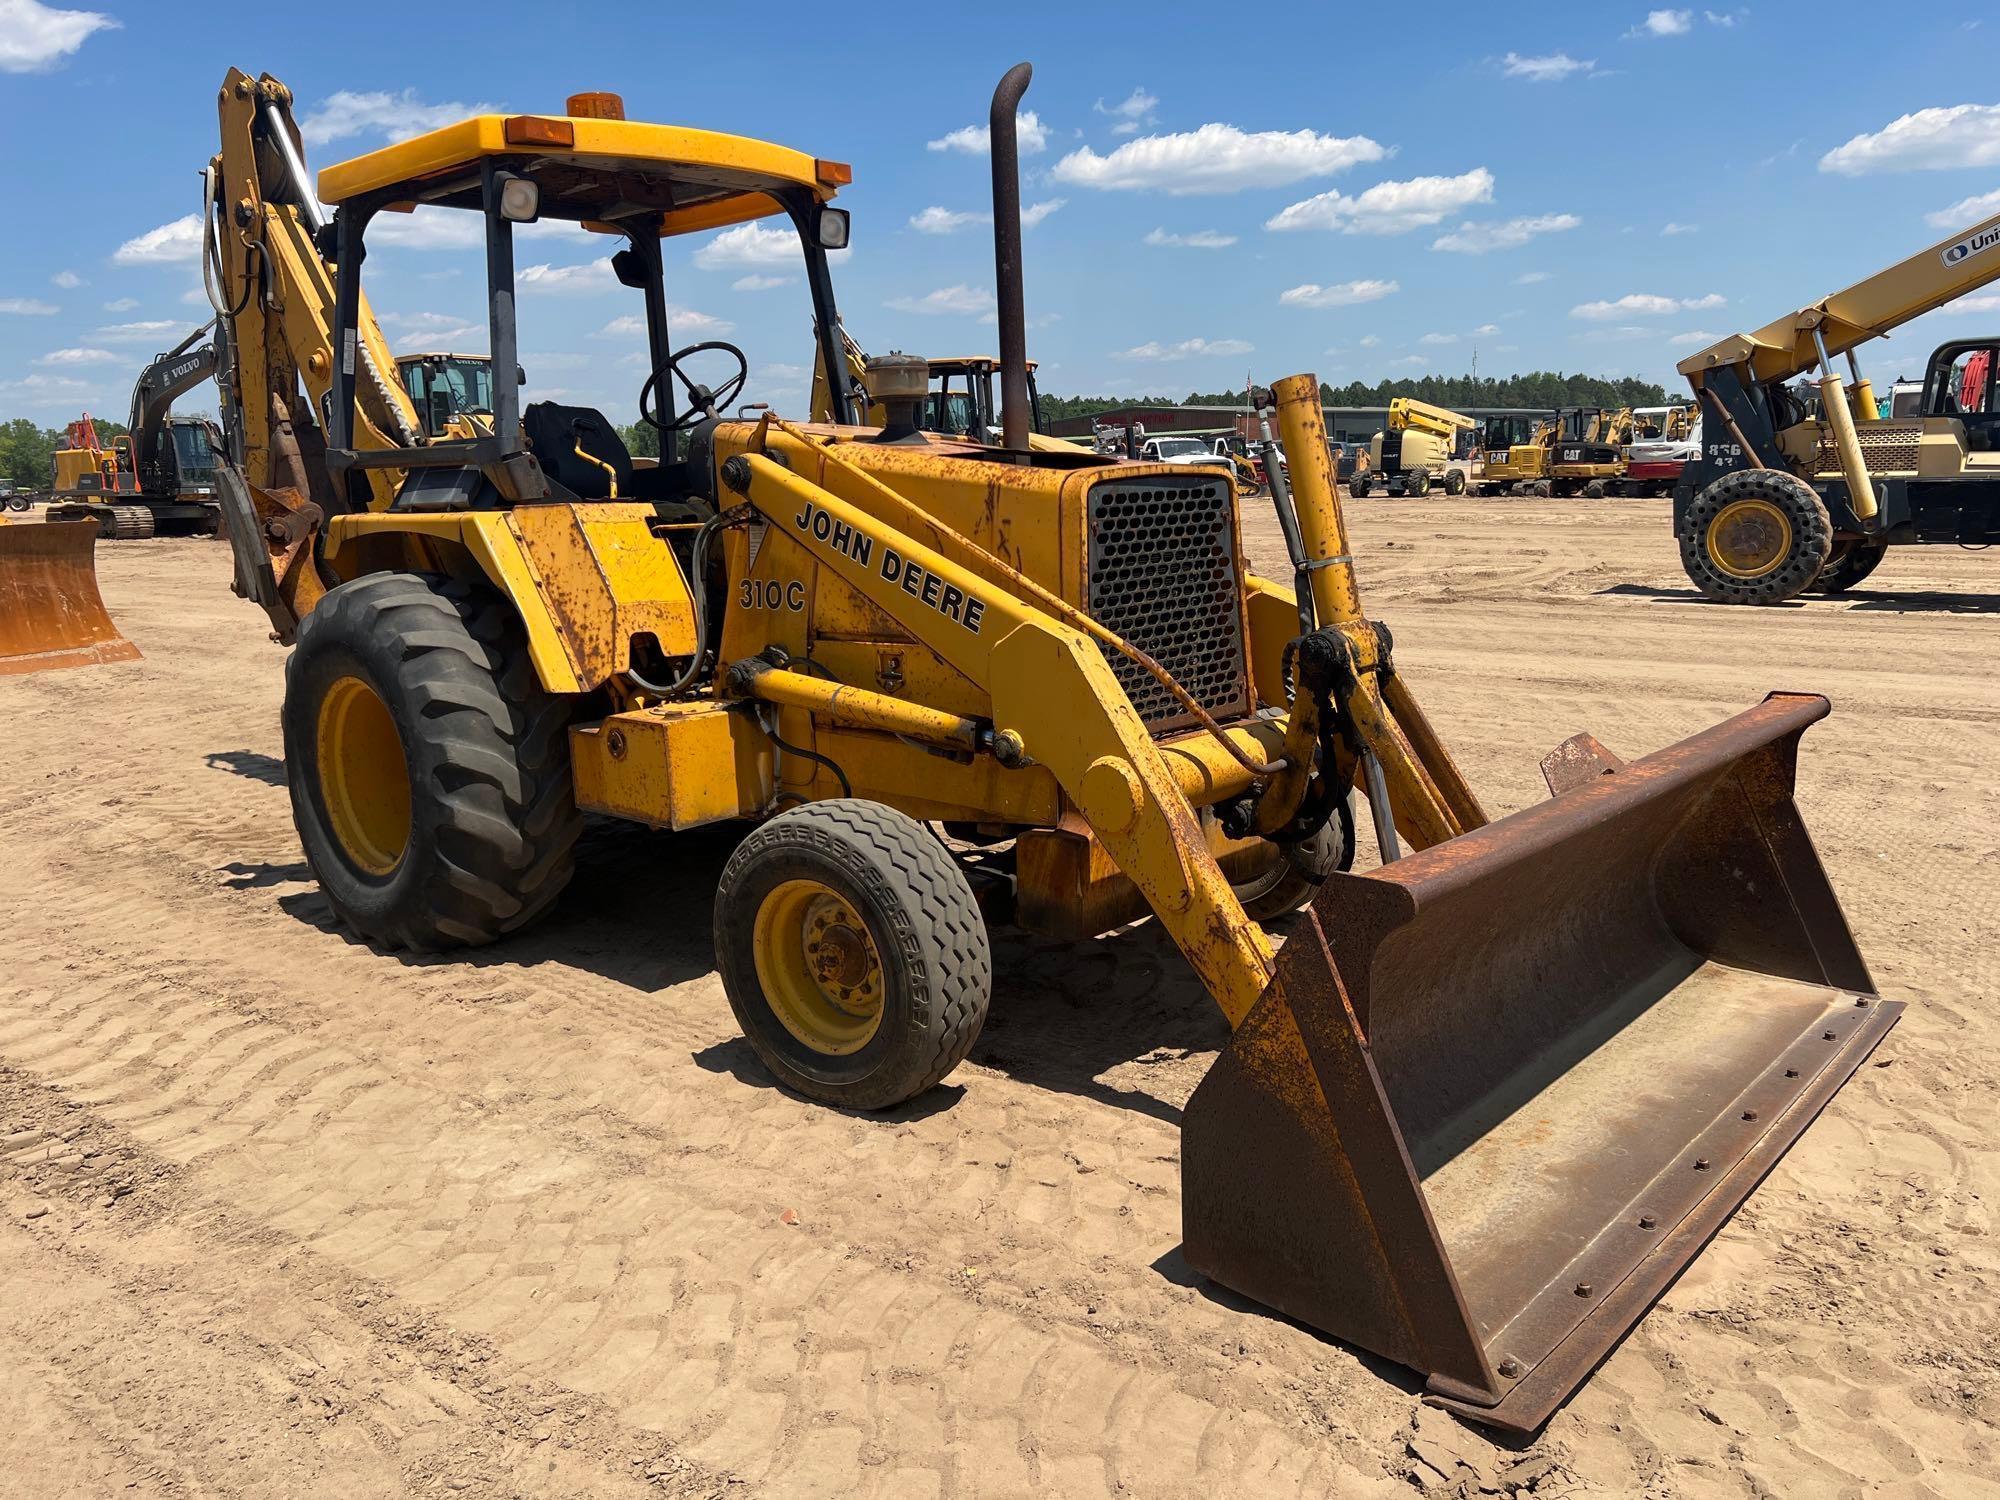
[716,801,991,1110]
[1407,469,1431,497]
[283,572,582,950]
[1678,469,1832,605]
[1443,467,1466,496]
[1349,476,1370,500]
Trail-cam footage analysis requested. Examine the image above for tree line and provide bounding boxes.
[0,417,129,490]
[1042,371,1672,423]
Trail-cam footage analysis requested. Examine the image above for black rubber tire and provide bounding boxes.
[1583,480,1606,500]
[1234,808,1356,923]
[1348,476,1370,500]
[1407,469,1431,498]
[282,571,582,951]
[715,800,991,1110]
[1443,467,1466,496]
[108,506,154,540]
[1678,469,1832,605]
[1811,538,1890,594]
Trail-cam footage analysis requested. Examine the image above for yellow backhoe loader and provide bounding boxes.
[201,64,1897,1433]
[1675,209,2000,602]
[1351,396,1474,498]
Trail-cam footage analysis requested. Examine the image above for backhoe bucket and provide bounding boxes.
[0,520,142,676]
[1183,692,1897,1433]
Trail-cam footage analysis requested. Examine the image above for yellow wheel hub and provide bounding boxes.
[752,879,885,1056]
[315,674,411,876]
[1706,498,1794,580]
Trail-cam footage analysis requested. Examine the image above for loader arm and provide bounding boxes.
[1387,396,1477,441]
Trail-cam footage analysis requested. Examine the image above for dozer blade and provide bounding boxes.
[1182,692,1897,1433]
[0,519,142,676]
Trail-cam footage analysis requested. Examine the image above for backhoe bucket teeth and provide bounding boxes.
[1182,692,1897,1433]
[0,520,141,676]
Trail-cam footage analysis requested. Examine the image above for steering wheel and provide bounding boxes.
[640,342,749,434]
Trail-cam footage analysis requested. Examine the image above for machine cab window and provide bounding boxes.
[1921,339,2000,449]
[310,91,858,514]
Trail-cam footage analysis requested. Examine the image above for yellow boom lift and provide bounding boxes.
[202,64,1898,1432]
[1351,396,1473,498]
[1676,208,2000,601]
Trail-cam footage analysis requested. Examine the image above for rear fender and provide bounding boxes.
[323,504,697,695]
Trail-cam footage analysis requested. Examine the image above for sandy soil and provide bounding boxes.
[0,496,1995,1499]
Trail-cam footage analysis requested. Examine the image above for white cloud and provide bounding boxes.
[298,88,499,147]
[1632,9,1692,37]
[927,111,1049,156]
[51,269,82,289]
[1358,335,1381,347]
[1144,227,1238,248]
[1668,329,1722,345]
[1472,323,1501,336]
[1515,270,1551,284]
[0,297,59,316]
[1662,221,1698,235]
[595,315,645,338]
[517,258,614,294]
[1926,187,2000,227]
[0,1,116,74]
[911,206,984,235]
[1430,211,1580,254]
[1267,168,1494,235]
[112,215,203,266]
[1052,123,1385,194]
[1419,332,1459,345]
[1939,292,2000,315]
[1390,355,1428,368]
[0,372,94,404]
[731,274,794,291]
[1705,8,1743,24]
[1279,279,1399,308]
[1821,105,2000,175]
[910,198,1060,234]
[886,284,995,316]
[593,305,732,337]
[1094,88,1158,135]
[1114,336,1254,361]
[1571,291,1724,319]
[89,319,184,342]
[692,220,848,270]
[36,346,119,365]
[1501,52,1595,82]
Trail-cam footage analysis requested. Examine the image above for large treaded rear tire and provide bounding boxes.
[1678,468,1832,605]
[716,800,991,1110]
[282,571,581,951]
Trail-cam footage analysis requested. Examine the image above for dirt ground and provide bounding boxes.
[1,496,1995,1499]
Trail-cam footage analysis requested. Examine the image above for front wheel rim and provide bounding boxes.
[752,879,885,1056]
[316,674,412,876]
[1706,497,1794,580]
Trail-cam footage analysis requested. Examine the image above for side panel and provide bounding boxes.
[570,703,770,829]
[324,504,696,694]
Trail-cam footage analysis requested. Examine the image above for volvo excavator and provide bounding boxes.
[188,63,1896,1433]
[1676,209,2000,602]
[1351,396,1474,498]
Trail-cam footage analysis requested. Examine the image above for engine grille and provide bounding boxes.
[1815,422,1921,476]
[1085,474,1251,732]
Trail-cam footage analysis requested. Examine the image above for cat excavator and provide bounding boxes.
[191,63,1896,1434]
[1676,208,2000,601]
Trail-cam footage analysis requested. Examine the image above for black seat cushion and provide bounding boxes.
[523,402,633,500]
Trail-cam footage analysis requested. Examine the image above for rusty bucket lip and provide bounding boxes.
[1426,994,1900,1434]
[1372,691,1830,904]
[0,518,142,676]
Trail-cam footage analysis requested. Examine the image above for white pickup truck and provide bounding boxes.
[1140,435,1237,474]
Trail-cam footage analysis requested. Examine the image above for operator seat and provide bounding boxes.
[523,402,632,499]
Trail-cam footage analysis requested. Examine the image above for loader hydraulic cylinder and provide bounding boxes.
[1813,326,1879,524]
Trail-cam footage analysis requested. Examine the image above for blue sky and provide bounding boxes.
[3,0,1998,425]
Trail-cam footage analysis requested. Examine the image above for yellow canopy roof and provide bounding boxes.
[318,112,846,239]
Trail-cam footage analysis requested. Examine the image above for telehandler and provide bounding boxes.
[1676,208,2000,602]
[199,63,1896,1433]
[1351,396,1473,497]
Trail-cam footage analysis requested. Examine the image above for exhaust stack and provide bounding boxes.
[988,63,1032,453]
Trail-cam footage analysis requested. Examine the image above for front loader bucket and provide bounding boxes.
[1183,693,1897,1433]
[0,520,142,676]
